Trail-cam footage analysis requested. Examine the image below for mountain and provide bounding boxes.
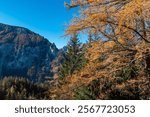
[0,23,61,82]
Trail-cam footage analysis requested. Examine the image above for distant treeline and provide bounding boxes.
[0,76,49,100]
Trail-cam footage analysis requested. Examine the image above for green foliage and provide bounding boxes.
[59,33,86,79]
[74,66,140,100]
[115,67,139,84]
[74,79,100,100]
[0,76,49,100]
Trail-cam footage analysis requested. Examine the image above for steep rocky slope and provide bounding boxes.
[0,23,60,82]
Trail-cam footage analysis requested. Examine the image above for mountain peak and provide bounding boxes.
[0,23,60,82]
[0,23,48,45]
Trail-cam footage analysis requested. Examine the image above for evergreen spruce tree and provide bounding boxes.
[59,33,85,79]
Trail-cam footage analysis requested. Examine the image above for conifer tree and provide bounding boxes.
[59,33,85,79]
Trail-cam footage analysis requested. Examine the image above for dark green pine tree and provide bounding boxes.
[59,33,86,79]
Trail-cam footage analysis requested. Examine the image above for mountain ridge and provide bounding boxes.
[0,23,62,82]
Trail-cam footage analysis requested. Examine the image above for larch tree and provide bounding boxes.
[64,0,150,82]
[49,0,150,100]
[61,0,150,100]
[65,0,150,50]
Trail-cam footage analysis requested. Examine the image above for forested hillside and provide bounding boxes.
[0,23,61,82]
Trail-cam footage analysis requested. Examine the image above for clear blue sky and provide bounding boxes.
[0,0,81,48]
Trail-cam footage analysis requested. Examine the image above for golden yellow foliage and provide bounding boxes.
[49,0,150,100]
[49,40,150,99]
[65,0,150,45]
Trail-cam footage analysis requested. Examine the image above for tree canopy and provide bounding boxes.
[65,0,150,47]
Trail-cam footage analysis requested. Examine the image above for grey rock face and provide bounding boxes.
[0,23,59,82]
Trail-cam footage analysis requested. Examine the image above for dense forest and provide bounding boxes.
[0,0,150,100]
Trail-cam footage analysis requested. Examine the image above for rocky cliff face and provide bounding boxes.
[0,23,60,82]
